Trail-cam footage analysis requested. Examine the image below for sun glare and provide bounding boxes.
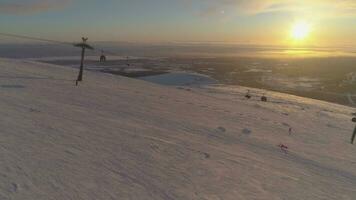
[291,21,311,40]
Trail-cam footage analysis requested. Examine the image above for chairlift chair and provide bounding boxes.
[100,50,106,62]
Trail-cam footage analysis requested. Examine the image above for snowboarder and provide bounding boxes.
[289,127,292,135]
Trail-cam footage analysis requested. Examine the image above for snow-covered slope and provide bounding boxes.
[0,58,355,200]
[139,72,217,86]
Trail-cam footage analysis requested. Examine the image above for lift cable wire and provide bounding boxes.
[0,31,124,57]
[0,32,74,46]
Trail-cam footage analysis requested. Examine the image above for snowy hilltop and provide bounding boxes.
[0,58,355,200]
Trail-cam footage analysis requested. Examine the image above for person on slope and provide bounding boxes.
[245,90,251,99]
[278,143,288,154]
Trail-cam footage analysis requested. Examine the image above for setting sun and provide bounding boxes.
[291,21,311,40]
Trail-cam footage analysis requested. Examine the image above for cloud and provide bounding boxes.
[0,0,71,14]
[194,0,356,18]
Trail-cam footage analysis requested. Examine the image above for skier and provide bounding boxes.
[289,127,292,135]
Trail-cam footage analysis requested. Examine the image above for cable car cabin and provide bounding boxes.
[99,50,106,62]
[100,54,106,62]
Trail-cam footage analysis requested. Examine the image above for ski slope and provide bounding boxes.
[0,58,355,200]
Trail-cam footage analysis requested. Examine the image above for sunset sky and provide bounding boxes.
[1,0,356,46]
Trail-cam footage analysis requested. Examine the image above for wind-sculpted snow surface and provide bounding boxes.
[0,58,355,200]
[139,72,217,86]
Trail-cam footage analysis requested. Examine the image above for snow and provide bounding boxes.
[139,72,217,86]
[0,58,355,200]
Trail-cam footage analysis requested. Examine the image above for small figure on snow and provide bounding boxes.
[261,93,267,102]
[289,127,292,135]
[245,90,251,99]
[278,143,288,154]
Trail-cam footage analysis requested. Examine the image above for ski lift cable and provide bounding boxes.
[0,32,74,46]
[0,31,126,57]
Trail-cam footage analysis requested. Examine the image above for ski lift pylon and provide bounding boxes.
[74,37,94,85]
